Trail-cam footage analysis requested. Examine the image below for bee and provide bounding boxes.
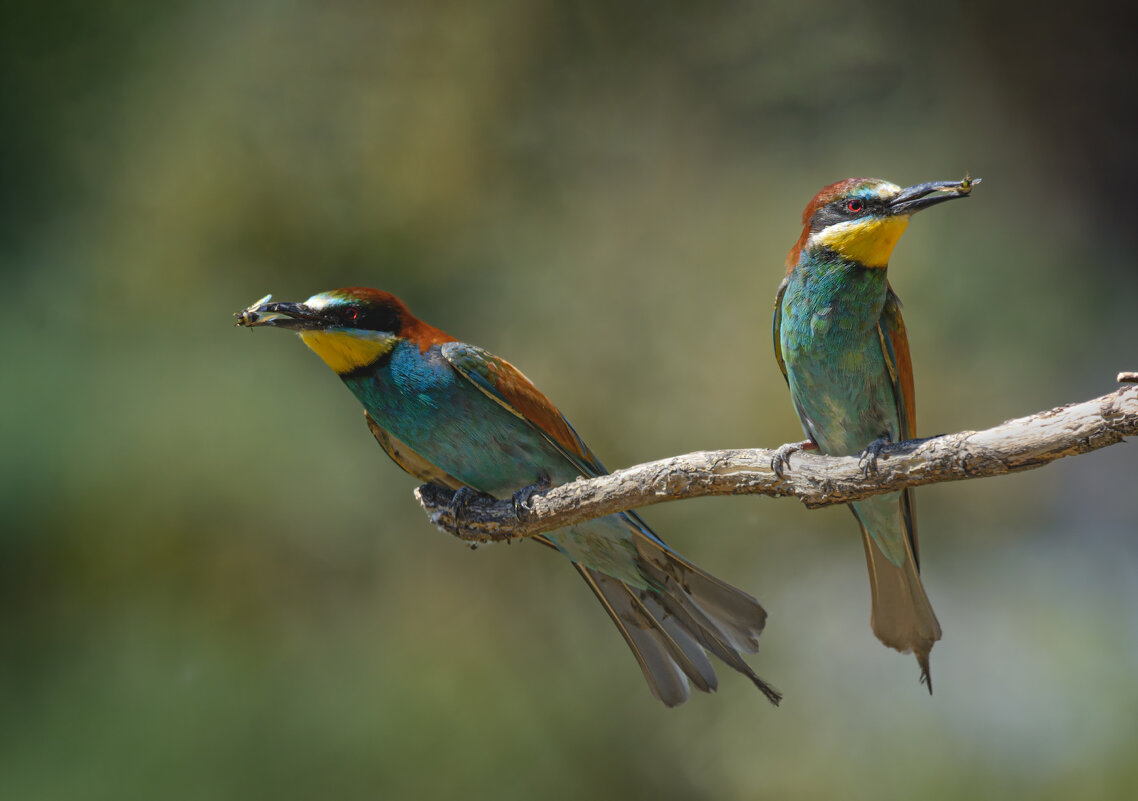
[234,294,272,327]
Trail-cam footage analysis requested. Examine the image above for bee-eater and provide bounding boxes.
[772,176,978,690]
[238,288,780,707]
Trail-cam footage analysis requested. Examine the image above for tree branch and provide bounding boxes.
[415,380,1138,544]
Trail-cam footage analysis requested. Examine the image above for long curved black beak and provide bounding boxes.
[888,177,980,216]
[234,295,325,330]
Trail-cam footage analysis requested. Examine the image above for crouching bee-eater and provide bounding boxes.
[237,288,780,707]
[772,176,979,690]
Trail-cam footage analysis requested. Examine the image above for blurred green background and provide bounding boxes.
[3,1,1137,798]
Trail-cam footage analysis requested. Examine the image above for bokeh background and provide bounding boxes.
[3,1,1137,798]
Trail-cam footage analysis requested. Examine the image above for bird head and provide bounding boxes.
[235,287,452,375]
[787,176,979,270]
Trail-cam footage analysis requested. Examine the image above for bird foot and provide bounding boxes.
[771,439,817,478]
[511,471,552,521]
[857,435,893,477]
[447,486,492,529]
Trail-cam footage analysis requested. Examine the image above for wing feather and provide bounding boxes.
[364,411,465,488]
[772,277,789,385]
[877,286,921,566]
[440,341,607,478]
[877,286,916,440]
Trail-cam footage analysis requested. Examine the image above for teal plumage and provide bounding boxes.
[773,176,978,689]
[239,287,780,707]
[778,256,913,565]
[347,338,648,582]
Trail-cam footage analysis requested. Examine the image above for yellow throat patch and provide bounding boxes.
[810,215,910,268]
[299,330,397,374]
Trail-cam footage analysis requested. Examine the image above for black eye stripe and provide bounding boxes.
[343,304,401,333]
[809,198,882,231]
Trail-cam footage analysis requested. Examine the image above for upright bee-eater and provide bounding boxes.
[772,176,978,689]
[238,288,780,707]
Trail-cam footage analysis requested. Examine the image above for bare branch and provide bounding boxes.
[415,381,1138,545]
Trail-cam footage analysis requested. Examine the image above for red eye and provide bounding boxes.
[345,306,360,323]
[847,199,864,213]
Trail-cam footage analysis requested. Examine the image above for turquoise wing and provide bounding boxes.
[439,341,607,480]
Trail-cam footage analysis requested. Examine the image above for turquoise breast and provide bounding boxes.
[779,255,900,456]
[343,340,578,497]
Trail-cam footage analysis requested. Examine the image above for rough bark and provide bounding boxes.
[414,381,1138,545]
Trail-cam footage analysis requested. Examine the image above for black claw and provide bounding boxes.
[771,450,791,478]
[771,439,814,478]
[511,471,552,519]
[447,486,482,525]
[857,435,892,477]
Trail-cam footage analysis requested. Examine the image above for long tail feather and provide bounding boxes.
[855,516,941,691]
[549,520,781,707]
[574,565,717,706]
[621,515,781,705]
[630,538,782,705]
